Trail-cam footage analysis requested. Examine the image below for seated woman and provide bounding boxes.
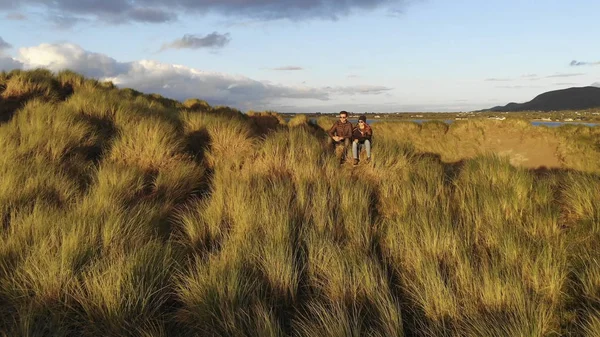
[352,115,372,165]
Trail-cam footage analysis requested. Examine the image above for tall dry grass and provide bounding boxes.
[1,70,600,336]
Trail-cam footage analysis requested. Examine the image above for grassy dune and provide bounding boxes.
[1,69,600,336]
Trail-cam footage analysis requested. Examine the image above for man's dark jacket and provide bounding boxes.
[328,121,353,139]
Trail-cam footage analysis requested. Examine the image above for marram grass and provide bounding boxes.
[1,70,600,336]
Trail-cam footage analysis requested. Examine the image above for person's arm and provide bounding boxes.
[327,122,337,138]
[352,128,362,142]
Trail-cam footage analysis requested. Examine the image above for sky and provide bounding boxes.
[1,0,599,113]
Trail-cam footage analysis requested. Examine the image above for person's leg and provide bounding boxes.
[326,137,334,150]
[352,141,359,159]
[364,139,371,159]
[328,137,343,163]
[343,138,351,160]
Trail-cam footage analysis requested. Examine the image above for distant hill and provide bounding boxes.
[488,86,600,112]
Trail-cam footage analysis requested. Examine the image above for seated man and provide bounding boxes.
[352,115,372,165]
[327,111,354,163]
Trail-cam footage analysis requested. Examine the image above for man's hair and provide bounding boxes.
[339,111,348,116]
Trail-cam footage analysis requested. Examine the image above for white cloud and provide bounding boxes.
[18,43,130,78]
[545,73,585,78]
[2,42,394,110]
[102,60,329,107]
[593,82,600,87]
[0,43,331,109]
[325,85,393,95]
[485,78,511,82]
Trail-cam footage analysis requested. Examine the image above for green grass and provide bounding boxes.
[1,70,600,336]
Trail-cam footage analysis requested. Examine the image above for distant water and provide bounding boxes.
[409,119,455,125]
[530,121,598,127]
[410,119,598,127]
[291,118,598,127]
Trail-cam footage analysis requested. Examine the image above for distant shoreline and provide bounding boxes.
[277,111,600,124]
[283,116,599,127]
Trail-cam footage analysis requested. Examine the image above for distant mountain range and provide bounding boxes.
[487,86,600,112]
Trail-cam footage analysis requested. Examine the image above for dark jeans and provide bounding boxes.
[327,137,351,159]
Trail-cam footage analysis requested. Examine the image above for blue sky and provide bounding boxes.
[1,0,599,112]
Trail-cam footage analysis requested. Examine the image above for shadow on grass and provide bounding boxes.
[0,78,77,125]
[0,98,25,124]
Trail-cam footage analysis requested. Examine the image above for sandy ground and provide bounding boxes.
[373,121,569,170]
[482,128,562,169]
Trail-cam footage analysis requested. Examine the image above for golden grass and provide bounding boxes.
[372,119,600,172]
[1,70,600,336]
